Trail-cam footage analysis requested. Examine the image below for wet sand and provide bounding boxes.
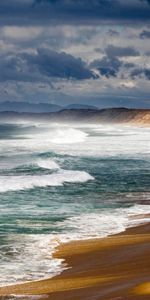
[0,223,150,300]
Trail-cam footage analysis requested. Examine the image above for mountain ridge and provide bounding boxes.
[0,101,99,113]
[0,101,62,113]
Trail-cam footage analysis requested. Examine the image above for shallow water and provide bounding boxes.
[0,121,150,286]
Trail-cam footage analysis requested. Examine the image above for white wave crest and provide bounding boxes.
[51,128,88,144]
[36,159,60,170]
[0,170,94,192]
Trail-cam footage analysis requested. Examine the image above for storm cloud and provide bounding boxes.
[140,30,150,39]
[90,56,122,78]
[131,68,150,80]
[0,0,150,25]
[105,45,140,58]
[0,0,150,108]
[0,48,97,82]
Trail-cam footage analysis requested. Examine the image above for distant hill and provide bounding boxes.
[65,104,98,110]
[0,108,150,126]
[0,101,61,113]
[0,101,99,113]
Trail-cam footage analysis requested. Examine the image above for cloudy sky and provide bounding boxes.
[0,0,150,108]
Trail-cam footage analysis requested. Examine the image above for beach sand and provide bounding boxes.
[0,223,150,300]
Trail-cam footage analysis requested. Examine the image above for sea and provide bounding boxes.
[0,120,150,287]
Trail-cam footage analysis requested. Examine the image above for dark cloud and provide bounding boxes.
[94,48,104,53]
[124,62,135,68]
[27,0,150,24]
[140,30,150,39]
[0,1,149,108]
[131,68,150,80]
[145,69,150,79]
[28,48,97,80]
[142,0,150,5]
[90,51,139,79]
[130,69,142,78]
[34,0,59,4]
[105,45,140,57]
[0,48,97,82]
[107,29,119,37]
[145,51,150,56]
[33,0,113,7]
[90,56,122,78]
[0,0,150,25]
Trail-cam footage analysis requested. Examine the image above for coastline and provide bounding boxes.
[0,222,150,299]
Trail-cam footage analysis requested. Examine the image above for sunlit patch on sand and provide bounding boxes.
[133,282,150,295]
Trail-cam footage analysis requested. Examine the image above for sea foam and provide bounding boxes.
[0,204,149,287]
[0,122,150,287]
[36,159,60,170]
[0,170,94,192]
[58,204,150,241]
[51,128,88,144]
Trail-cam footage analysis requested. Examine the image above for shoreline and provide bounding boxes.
[0,222,150,299]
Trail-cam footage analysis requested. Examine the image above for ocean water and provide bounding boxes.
[0,121,150,286]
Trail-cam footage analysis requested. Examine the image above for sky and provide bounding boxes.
[0,0,150,108]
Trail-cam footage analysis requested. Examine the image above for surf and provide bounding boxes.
[0,170,94,192]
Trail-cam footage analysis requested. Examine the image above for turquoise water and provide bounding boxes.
[0,122,150,285]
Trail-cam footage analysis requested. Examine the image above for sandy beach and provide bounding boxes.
[0,222,149,300]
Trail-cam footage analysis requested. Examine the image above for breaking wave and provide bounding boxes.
[0,204,149,286]
[0,170,94,192]
[35,159,60,170]
[50,128,88,144]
